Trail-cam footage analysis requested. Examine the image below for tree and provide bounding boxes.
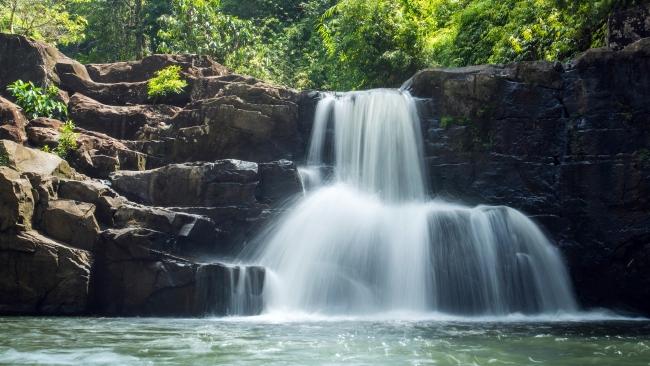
[0,0,87,45]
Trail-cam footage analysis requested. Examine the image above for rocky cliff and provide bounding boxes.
[0,34,302,316]
[1,13,649,316]
[407,39,650,315]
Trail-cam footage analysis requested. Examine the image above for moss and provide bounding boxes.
[0,148,8,167]
[440,115,470,129]
[637,148,650,165]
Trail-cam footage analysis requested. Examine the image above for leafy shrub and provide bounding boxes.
[40,121,78,159]
[6,80,68,120]
[54,121,78,159]
[147,65,188,98]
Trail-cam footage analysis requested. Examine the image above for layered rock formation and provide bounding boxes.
[0,34,303,316]
[407,38,650,315]
[1,10,650,317]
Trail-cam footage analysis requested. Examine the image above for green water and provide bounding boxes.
[1,317,649,365]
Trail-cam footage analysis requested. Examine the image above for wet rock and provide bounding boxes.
[90,228,264,316]
[171,205,272,256]
[0,166,34,231]
[257,160,303,205]
[137,82,304,163]
[40,199,100,251]
[0,97,28,143]
[404,37,650,315]
[0,230,91,315]
[110,160,259,207]
[112,203,220,257]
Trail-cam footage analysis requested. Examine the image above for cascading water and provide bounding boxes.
[245,89,577,316]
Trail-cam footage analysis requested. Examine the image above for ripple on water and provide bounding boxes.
[1,317,650,366]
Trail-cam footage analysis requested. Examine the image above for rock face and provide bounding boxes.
[109,159,302,254]
[2,27,650,318]
[0,231,91,315]
[0,97,28,143]
[0,142,269,316]
[0,34,88,91]
[90,228,264,316]
[0,166,34,231]
[407,38,650,315]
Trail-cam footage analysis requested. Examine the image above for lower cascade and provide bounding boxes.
[243,89,577,316]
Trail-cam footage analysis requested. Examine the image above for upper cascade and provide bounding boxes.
[307,89,426,202]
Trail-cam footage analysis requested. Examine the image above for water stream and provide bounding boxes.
[244,89,577,317]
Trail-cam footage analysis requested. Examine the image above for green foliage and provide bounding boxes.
[6,80,68,120]
[147,65,188,98]
[41,145,51,153]
[440,115,470,129]
[157,0,259,62]
[54,120,78,159]
[637,148,650,165]
[57,0,642,89]
[0,148,9,167]
[0,0,87,45]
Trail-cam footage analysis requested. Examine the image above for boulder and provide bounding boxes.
[0,33,89,97]
[89,228,264,316]
[0,166,34,231]
[257,160,303,205]
[86,54,229,83]
[0,230,91,315]
[68,93,179,140]
[0,139,77,178]
[0,97,28,143]
[136,81,304,164]
[112,203,220,257]
[26,118,148,178]
[110,160,259,207]
[40,199,100,251]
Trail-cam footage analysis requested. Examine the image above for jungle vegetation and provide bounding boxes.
[0,0,643,90]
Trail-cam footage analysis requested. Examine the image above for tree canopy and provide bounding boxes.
[0,0,643,90]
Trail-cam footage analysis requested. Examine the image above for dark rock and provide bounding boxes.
[110,160,259,207]
[89,228,264,316]
[0,97,28,143]
[0,166,34,231]
[0,34,89,97]
[136,81,304,164]
[86,54,229,83]
[112,203,221,257]
[170,205,272,256]
[402,37,650,315]
[257,160,303,205]
[40,199,100,251]
[68,93,179,140]
[0,230,91,315]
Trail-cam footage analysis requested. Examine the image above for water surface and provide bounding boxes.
[1,317,649,365]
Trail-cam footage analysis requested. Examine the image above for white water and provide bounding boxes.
[246,89,577,317]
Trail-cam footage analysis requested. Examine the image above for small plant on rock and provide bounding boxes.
[147,65,188,99]
[54,121,78,159]
[0,149,9,167]
[6,80,68,120]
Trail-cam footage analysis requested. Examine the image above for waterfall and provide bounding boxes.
[247,89,577,316]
